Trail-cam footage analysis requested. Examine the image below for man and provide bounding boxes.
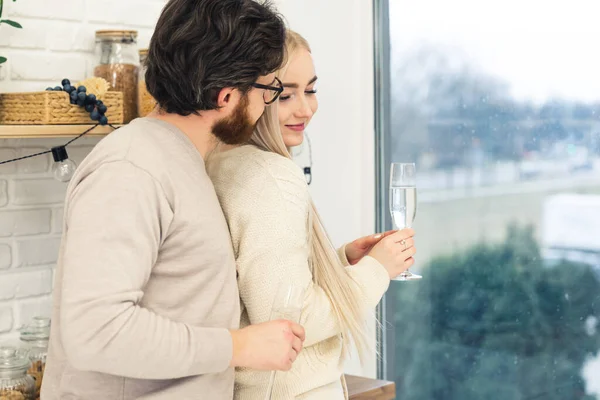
[42,1,304,399]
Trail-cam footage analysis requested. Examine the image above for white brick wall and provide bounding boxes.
[0,0,166,92]
[0,0,167,342]
[0,137,101,341]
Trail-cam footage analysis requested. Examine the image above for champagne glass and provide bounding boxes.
[390,162,421,281]
[264,282,305,400]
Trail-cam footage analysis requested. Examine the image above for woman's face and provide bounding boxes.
[278,48,318,147]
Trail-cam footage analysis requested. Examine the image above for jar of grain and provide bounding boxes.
[93,30,139,123]
[0,347,35,400]
[137,49,157,117]
[19,317,50,400]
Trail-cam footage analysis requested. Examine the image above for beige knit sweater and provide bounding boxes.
[207,145,390,399]
[42,118,240,400]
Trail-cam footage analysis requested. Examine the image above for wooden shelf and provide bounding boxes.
[346,374,396,400]
[0,124,121,138]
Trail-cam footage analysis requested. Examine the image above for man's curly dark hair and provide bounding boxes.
[145,0,286,116]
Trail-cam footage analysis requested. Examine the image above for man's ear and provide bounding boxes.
[216,87,236,109]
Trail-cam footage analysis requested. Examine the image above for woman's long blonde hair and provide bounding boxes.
[250,30,371,363]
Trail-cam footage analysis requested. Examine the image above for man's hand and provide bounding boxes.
[229,320,305,371]
[345,230,396,265]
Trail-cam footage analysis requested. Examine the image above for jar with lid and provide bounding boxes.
[93,30,140,123]
[19,317,50,400]
[0,347,35,400]
[137,49,157,117]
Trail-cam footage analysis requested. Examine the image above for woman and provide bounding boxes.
[207,31,416,399]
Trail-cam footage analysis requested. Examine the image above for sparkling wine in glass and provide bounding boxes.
[390,162,421,281]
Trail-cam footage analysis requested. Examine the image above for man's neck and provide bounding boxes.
[147,110,218,158]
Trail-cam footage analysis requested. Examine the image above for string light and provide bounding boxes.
[51,146,77,182]
[0,124,117,182]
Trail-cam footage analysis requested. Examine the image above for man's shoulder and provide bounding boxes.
[71,118,204,200]
[99,118,177,157]
[92,118,199,172]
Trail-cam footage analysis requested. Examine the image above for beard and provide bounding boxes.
[211,95,256,145]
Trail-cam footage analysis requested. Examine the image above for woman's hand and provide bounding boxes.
[367,229,416,279]
[345,230,396,265]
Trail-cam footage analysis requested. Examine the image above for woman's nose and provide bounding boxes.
[295,97,313,118]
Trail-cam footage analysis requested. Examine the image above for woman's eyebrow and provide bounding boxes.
[283,75,318,88]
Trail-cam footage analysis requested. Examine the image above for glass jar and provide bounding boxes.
[137,49,157,117]
[19,317,50,400]
[93,30,139,123]
[0,347,35,400]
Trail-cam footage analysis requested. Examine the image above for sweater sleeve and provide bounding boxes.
[227,156,389,348]
[338,245,391,307]
[337,244,350,266]
[59,161,233,379]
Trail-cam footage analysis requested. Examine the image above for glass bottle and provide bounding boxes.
[93,30,140,123]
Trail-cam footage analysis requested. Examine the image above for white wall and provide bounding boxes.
[276,0,376,247]
[0,0,378,377]
[276,0,377,377]
[0,0,166,92]
[0,137,100,340]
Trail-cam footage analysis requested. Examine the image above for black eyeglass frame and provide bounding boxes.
[251,77,284,104]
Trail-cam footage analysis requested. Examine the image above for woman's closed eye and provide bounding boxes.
[279,89,317,102]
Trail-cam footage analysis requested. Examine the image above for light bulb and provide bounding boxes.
[51,146,77,182]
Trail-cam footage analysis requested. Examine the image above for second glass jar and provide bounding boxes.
[19,317,50,400]
[137,49,157,117]
[93,30,140,123]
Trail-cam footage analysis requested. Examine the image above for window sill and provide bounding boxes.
[346,374,396,400]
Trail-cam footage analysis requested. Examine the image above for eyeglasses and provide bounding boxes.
[251,77,284,105]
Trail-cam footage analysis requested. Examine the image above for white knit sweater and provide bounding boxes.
[207,145,390,399]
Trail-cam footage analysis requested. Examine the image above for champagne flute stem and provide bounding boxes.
[264,310,303,399]
[264,371,276,400]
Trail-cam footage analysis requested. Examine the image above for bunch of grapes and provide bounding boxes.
[46,79,109,126]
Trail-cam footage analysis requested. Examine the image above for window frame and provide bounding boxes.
[373,0,394,382]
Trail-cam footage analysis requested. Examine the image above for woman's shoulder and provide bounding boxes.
[208,145,307,190]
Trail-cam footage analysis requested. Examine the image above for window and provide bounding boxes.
[375,1,600,399]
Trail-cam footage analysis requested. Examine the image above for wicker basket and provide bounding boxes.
[0,90,124,125]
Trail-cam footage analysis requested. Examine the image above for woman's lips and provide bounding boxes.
[285,123,305,132]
